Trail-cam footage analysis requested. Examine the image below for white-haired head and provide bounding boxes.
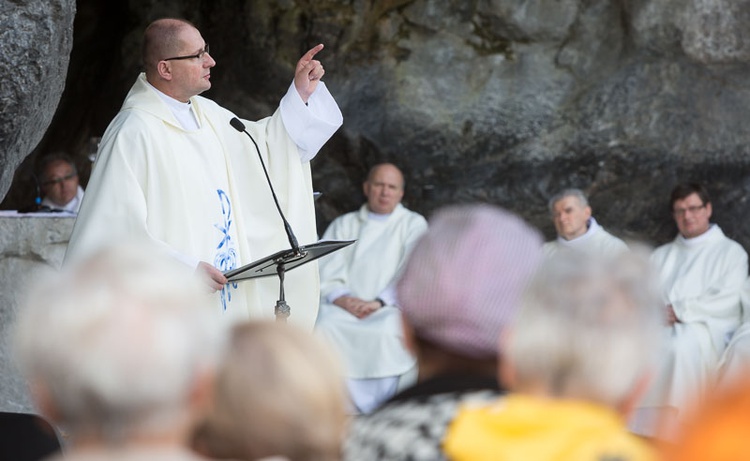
[547,188,589,214]
[505,250,664,412]
[14,244,227,442]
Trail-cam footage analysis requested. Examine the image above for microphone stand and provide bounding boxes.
[229,117,305,321]
[18,173,46,213]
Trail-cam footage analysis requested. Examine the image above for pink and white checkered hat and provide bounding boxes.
[397,204,543,359]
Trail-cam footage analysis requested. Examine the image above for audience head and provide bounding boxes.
[548,188,592,241]
[142,18,215,102]
[670,182,712,239]
[38,152,79,207]
[503,251,663,415]
[665,379,750,461]
[363,163,405,215]
[193,321,347,461]
[397,204,543,362]
[14,244,225,444]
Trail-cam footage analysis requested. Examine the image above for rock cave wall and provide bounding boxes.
[5,0,750,249]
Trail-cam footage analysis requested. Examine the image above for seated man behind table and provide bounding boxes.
[38,152,84,213]
[632,183,748,438]
[344,204,543,461]
[315,163,427,414]
[543,188,627,257]
[445,251,664,461]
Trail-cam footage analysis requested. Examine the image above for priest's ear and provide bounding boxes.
[156,60,174,81]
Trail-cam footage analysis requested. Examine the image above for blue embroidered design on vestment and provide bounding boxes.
[214,189,238,311]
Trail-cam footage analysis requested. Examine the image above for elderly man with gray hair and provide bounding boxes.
[543,188,627,257]
[445,251,664,461]
[14,245,226,461]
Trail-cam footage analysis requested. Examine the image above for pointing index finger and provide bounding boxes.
[302,43,325,63]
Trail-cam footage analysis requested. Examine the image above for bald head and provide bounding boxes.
[364,163,405,215]
[141,18,215,102]
[366,163,404,186]
[142,18,196,74]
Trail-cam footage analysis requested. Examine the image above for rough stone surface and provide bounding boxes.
[0,0,76,202]
[0,216,75,413]
[5,0,750,253]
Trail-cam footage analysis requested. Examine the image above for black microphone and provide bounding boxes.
[230,117,300,253]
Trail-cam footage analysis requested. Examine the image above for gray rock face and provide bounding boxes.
[306,0,750,247]
[6,0,750,252]
[201,0,750,248]
[0,0,76,201]
[0,215,75,413]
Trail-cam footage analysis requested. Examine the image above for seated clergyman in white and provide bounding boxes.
[543,188,627,257]
[716,278,750,389]
[315,163,428,414]
[631,182,748,439]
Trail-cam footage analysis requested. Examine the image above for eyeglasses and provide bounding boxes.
[163,44,210,62]
[42,172,77,187]
[673,204,705,216]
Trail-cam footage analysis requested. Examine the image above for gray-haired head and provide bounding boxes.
[15,244,227,443]
[505,250,663,411]
[547,188,589,214]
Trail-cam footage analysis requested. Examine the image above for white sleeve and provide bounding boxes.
[167,248,201,270]
[326,287,352,304]
[377,283,399,307]
[279,81,343,162]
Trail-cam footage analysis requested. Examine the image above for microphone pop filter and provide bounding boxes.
[230,117,246,132]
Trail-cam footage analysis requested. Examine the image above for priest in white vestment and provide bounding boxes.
[315,163,428,414]
[542,188,627,258]
[64,19,343,329]
[631,183,748,438]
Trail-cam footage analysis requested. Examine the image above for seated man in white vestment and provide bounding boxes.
[64,18,343,329]
[543,188,627,257]
[631,183,748,439]
[38,152,84,214]
[716,278,750,388]
[315,163,428,414]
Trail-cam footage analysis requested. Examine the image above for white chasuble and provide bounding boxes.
[65,73,342,328]
[316,204,428,378]
[639,225,747,415]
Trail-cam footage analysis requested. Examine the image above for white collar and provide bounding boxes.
[556,217,600,246]
[146,81,200,131]
[678,223,719,247]
[367,210,392,222]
